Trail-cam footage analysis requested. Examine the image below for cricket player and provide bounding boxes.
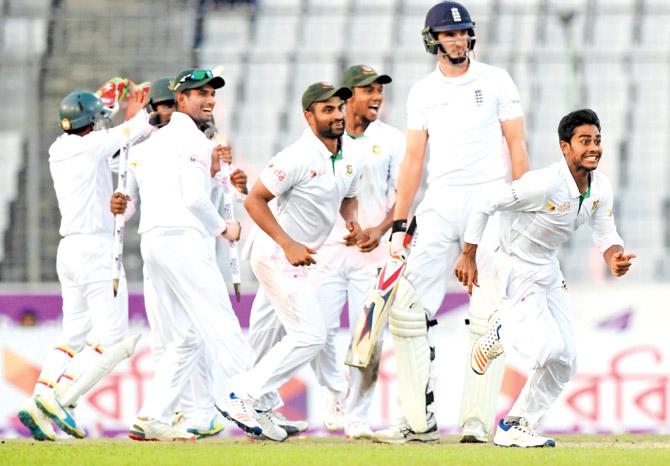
[18,87,153,441]
[454,108,635,447]
[314,65,404,438]
[376,1,529,443]
[221,82,360,442]
[113,68,252,441]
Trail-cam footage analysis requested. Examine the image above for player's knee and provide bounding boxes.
[390,278,427,338]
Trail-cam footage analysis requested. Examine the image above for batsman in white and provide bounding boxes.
[110,76,248,440]
[376,1,529,444]
[221,82,360,442]
[454,108,636,447]
[109,68,248,441]
[18,87,153,441]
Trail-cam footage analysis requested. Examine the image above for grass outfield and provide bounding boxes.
[2,435,670,466]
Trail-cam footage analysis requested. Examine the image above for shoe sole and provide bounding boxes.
[494,441,555,448]
[346,433,373,440]
[18,410,54,442]
[129,428,195,442]
[373,432,440,444]
[216,405,262,437]
[187,426,224,439]
[278,425,300,436]
[460,434,487,444]
[34,398,84,439]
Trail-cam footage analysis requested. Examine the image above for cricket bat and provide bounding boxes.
[345,217,418,368]
[112,126,131,296]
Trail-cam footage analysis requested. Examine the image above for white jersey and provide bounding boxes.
[464,159,624,266]
[126,112,226,237]
[49,110,153,237]
[324,119,404,245]
[406,60,523,189]
[258,128,360,250]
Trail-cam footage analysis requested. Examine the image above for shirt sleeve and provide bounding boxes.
[406,83,427,131]
[464,169,550,244]
[123,168,139,222]
[590,176,624,253]
[180,148,227,237]
[389,128,406,191]
[496,70,524,122]
[259,149,305,197]
[93,109,155,160]
[345,161,360,199]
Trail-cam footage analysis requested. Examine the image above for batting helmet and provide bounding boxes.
[148,77,176,111]
[58,90,111,131]
[422,1,476,55]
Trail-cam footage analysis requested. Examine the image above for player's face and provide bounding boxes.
[307,96,345,139]
[178,84,216,124]
[436,30,469,61]
[350,83,384,122]
[562,124,602,172]
[155,102,176,125]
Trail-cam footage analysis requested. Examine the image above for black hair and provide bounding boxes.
[558,109,601,144]
[65,123,93,135]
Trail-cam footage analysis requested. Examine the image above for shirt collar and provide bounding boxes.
[560,157,583,198]
[302,128,341,160]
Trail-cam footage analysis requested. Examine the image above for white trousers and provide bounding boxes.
[496,252,577,427]
[35,234,128,395]
[138,228,250,423]
[238,234,328,402]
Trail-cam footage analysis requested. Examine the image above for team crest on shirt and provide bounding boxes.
[546,201,556,212]
[372,144,381,155]
[591,200,600,212]
[346,164,353,176]
[474,89,484,106]
[273,169,286,181]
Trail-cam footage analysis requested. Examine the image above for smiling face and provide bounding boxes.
[305,96,345,139]
[176,84,216,124]
[561,124,602,173]
[349,82,384,123]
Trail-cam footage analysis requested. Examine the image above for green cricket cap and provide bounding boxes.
[301,81,352,111]
[173,68,225,92]
[341,64,392,88]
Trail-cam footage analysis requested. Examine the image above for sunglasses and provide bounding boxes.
[174,69,213,89]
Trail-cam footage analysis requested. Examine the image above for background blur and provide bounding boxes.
[1,0,669,438]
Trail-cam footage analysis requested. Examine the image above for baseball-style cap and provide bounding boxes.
[301,81,353,111]
[342,64,392,88]
[173,69,225,92]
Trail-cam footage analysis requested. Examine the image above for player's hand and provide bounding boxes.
[357,226,382,253]
[110,192,129,215]
[212,144,232,165]
[609,251,636,277]
[343,221,362,246]
[282,239,317,266]
[454,250,479,296]
[231,168,248,195]
[222,221,241,241]
[389,231,406,257]
[125,81,148,120]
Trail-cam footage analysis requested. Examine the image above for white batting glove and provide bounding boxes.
[222,221,241,241]
[389,219,408,257]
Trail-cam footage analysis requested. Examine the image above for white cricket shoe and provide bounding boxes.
[493,418,555,448]
[254,410,288,442]
[471,311,504,375]
[216,392,262,437]
[18,397,56,441]
[345,420,373,440]
[323,390,346,431]
[176,413,225,439]
[459,418,488,443]
[269,410,308,436]
[128,417,196,442]
[372,413,439,444]
[35,391,85,439]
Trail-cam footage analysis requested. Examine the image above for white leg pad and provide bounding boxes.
[389,278,430,433]
[458,279,505,435]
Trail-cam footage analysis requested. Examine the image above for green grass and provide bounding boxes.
[2,436,670,466]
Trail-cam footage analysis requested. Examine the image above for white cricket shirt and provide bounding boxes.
[324,119,404,245]
[49,109,153,237]
[406,60,523,188]
[258,128,360,250]
[126,112,226,237]
[464,158,624,266]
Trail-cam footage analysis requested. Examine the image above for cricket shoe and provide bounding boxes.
[128,417,196,442]
[254,410,288,442]
[372,413,439,444]
[17,397,56,441]
[459,418,488,443]
[493,418,555,448]
[345,420,373,440]
[35,391,85,439]
[177,413,225,439]
[216,392,262,436]
[471,311,504,375]
[323,390,346,431]
[268,410,308,436]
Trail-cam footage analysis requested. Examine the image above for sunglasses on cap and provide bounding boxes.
[175,69,213,87]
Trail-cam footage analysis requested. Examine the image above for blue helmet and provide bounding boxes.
[422,2,476,55]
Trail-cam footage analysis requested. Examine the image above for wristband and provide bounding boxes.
[391,219,408,234]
